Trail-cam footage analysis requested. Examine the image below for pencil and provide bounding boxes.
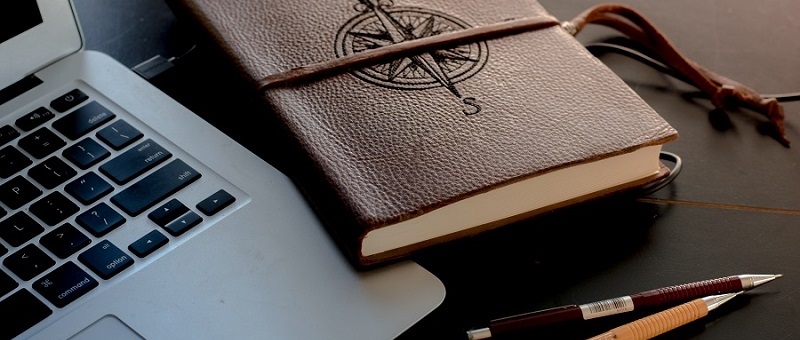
[466,274,781,340]
[585,291,742,340]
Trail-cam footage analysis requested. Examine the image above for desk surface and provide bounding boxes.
[73,0,800,339]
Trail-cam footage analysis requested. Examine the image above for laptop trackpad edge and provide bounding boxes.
[68,315,144,340]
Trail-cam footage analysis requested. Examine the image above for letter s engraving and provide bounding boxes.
[462,97,482,115]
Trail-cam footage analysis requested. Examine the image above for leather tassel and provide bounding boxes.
[564,3,790,147]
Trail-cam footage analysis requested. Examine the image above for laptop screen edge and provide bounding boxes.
[0,0,83,90]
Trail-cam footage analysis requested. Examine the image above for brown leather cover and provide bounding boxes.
[166,0,678,268]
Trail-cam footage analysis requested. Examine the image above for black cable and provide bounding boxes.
[639,151,683,196]
[584,42,800,102]
[585,42,691,83]
[580,43,688,195]
[584,41,800,195]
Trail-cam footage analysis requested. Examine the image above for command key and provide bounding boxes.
[34,261,98,308]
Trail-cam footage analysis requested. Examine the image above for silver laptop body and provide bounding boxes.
[0,1,444,339]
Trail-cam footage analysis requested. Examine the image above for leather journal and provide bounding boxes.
[166,0,679,268]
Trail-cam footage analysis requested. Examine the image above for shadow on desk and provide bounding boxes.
[405,194,667,340]
[403,190,796,340]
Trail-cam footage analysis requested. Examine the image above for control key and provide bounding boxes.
[0,289,52,339]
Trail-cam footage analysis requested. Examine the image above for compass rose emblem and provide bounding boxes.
[335,0,489,98]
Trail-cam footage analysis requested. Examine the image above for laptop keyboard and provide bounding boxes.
[0,85,244,339]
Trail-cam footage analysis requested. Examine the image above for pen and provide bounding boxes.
[585,291,743,340]
[466,274,781,340]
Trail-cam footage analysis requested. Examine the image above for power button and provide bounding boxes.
[50,88,88,112]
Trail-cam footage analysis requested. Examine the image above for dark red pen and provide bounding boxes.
[466,274,782,340]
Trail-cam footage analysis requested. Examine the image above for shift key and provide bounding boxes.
[111,159,201,216]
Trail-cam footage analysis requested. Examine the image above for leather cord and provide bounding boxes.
[258,3,789,146]
[257,15,560,91]
[564,3,790,146]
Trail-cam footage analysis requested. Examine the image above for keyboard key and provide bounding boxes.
[0,145,33,178]
[111,159,201,216]
[0,206,5,219]
[0,269,18,297]
[50,89,89,113]
[0,212,44,247]
[52,101,115,140]
[163,211,202,236]
[0,289,52,340]
[28,156,78,189]
[63,138,110,169]
[128,230,169,258]
[99,139,172,184]
[0,242,6,256]
[16,107,55,132]
[148,198,189,226]
[0,124,21,147]
[78,240,133,280]
[18,127,66,159]
[96,119,143,150]
[40,223,91,259]
[0,176,42,209]
[34,261,98,308]
[4,243,55,281]
[65,172,114,205]
[30,192,81,227]
[197,189,236,216]
[76,203,126,237]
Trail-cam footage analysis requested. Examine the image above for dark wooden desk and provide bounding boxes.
[74,0,800,338]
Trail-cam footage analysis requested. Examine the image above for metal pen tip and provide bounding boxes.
[703,291,743,312]
[739,274,783,289]
[466,327,492,340]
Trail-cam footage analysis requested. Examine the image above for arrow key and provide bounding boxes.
[148,198,188,227]
[196,189,235,216]
[40,223,91,259]
[128,230,169,258]
[163,211,202,236]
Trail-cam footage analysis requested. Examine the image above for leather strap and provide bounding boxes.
[257,15,560,91]
[258,3,789,146]
[564,3,789,146]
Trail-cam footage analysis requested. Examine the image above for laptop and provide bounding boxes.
[0,1,444,339]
